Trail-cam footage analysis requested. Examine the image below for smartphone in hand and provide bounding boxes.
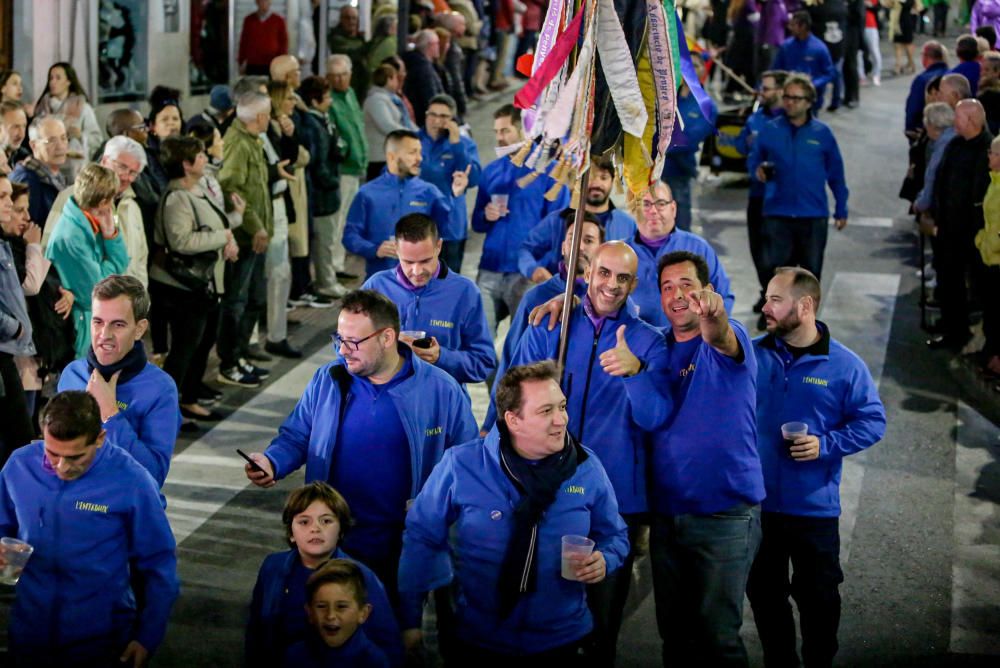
[237,448,266,473]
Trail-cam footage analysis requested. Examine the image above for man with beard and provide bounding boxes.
[244,290,477,650]
[517,154,635,283]
[648,250,764,666]
[56,275,181,488]
[362,213,495,388]
[472,104,569,336]
[626,182,734,328]
[749,266,885,668]
[507,241,672,665]
[344,129,452,279]
[418,94,481,272]
[482,210,605,432]
[772,12,837,114]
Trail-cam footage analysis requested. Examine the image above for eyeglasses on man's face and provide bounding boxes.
[332,328,387,352]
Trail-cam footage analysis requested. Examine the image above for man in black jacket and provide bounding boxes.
[402,30,446,128]
[929,99,993,349]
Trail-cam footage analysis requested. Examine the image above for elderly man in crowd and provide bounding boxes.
[0,101,29,166]
[329,4,370,98]
[905,41,949,135]
[402,30,446,128]
[9,116,69,226]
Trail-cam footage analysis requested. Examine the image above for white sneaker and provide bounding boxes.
[316,283,349,299]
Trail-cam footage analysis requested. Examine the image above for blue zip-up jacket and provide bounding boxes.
[748,114,849,220]
[398,430,629,655]
[906,62,949,132]
[263,346,478,494]
[651,321,767,516]
[343,172,452,277]
[247,548,403,668]
[626,230,735,328]
[418,129,482,241]
[771,34,836,90]
[58,358,181,488]
[914,126,957,213]
[951,60,981,96]
[471,156,570,273]
[0,442,179,661]
[363,262,496,385]
[736,106,785,198]
[753,324,886,517]
[508,299,672,513]
[517,207,636,279]
[283,628,389,668]
[481,273,589,432]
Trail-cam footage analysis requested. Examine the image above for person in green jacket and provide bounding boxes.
[45,163,128,358]
[327,55,368,282]
[216,91,273,387]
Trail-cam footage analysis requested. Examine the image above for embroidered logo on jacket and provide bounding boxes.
[75,501,109,514]
[429,319,454,328]
[425,426,443,436]
[802,376,828,387]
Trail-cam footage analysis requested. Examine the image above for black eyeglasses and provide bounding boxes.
[332,328,386,351]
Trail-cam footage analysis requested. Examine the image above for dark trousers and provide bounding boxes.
[218,250,266,370]
[0,351,34,467]
[747,513,844,668]
[761,216,829,281]
[366,161,386,182]
[446,639,582,667]
[585,515,646,665]
[747,195,769,294]
[441,239,466,274]
[649,504,762,667]
[150,280,219,404]
[935,232,977,338]
[982,264,1000,357]
[843,26,861,104]
[933,5,948,35]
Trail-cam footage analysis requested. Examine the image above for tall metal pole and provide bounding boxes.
[556,169,590,370]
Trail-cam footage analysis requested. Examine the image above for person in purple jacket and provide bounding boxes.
[757,0,790,73]
[748,267,885,668]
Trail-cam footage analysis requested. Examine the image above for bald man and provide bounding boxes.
[928,98,994,349]
[507,241,672,664]
[269,54,301,89]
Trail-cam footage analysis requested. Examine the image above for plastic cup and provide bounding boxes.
[400,330,426,340]
[0,537,34,586]
[561,535,595,580]
[491,193,509,213]
[781,422,809,459]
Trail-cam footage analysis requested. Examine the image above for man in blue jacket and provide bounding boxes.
[472,104,569,336]
[627,181,734,328]
[508,241,672,664]
[343,129,452,278]
[418,94,481,273]
[244,290,478,644]
[748,267,885,668]
[9,116,69,226]
[482,211,605,432]
[57,275,181,488]
[749,74,849,288]
[517,154,635,282]
[905,41,949,135]
[738,69,787,313]
[0,390,179,667]
[772,12,837,112]
[399,360,629,661]
[649,250,765,667]
[362,213,495,387]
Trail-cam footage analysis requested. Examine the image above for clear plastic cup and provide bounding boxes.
[781,422,809,459]
[491,193,509,215]
[0,537,34,586]
[561,535,595,580]
[400,330,427,340]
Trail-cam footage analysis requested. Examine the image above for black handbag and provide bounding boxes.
[154,190,220,295]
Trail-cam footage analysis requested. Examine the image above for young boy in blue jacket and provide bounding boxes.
[363,213,495,387]
[283,560,390,668]
[0,390,179,667]
[343,130,452,278]
[748,267,885,667]
[399,361,629,661]
[247,482,403,668]
[57,275,180,488]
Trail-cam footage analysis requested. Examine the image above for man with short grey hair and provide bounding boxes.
[9,116,68,226]
[43,135,150,286]
[402,29,446,127]
[913,101,957,216]
[327,53,367,283]
[217,92,274,387]
[939,73,972,108]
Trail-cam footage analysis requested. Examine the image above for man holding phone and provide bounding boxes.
[362,213,495,387]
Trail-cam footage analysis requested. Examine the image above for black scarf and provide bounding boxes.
[86,340,147,383]
[496,424,587,618]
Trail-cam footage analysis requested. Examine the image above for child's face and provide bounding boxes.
[290,500,342,564]
[306,582,371,648]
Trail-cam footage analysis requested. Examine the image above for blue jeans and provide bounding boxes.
[218,250,266,370]
[761,216,829,281]
[662,173,693,231]
[441,239,466,275]
[747,513,844,668]
[476,269,531,337]
[650,503,762,667]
